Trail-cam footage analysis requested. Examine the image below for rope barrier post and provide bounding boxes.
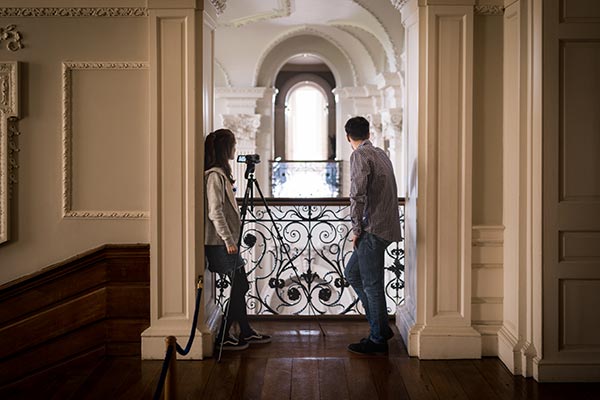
[165,336,177,400]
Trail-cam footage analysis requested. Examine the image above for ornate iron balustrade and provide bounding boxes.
[215,198,405,316]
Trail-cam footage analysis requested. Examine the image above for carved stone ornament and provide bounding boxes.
[0,8,148,17]
[223,0,290,27]
[381,108,402,139]
[221,114,261,142]
[0,25,23,52]
[365,113,382,136]
[62,61,149,219]
[210,0,227,15]
[0,61,19,244]
[390,0,410,11]
[474,5,504,16]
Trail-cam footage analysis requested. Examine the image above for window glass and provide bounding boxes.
[285,84,328,160]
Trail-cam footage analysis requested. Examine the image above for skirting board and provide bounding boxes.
[141,302,221,360]
[537,362,600,383]
[416,326,482,359]
[474,324,501,356]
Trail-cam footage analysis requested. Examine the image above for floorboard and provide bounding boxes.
[2,320,600,399]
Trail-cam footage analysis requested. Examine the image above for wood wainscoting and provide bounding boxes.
[0,244,150,387]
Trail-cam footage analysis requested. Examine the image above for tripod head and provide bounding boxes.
[236,154,261,180]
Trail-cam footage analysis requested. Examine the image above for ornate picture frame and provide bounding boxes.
[0,61,19,244]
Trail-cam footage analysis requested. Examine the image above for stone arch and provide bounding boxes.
[274,72,337,160]
[254,33,357,87]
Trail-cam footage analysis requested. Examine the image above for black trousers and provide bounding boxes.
[222,267,251,336]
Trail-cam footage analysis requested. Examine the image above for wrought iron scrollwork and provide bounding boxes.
[215,199,405,315]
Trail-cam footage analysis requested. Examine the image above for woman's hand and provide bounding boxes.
[226,244,238,254]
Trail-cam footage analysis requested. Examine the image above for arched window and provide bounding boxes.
[285,83,328,160]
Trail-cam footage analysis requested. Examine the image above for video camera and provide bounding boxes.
[236,154,261,164]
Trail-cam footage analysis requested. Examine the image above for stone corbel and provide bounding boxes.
[1,61,19,244]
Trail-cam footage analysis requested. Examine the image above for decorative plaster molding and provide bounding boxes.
[390,0,409,11]
[352,0,400,73]
[61,61,149,219]
[0,61,19,244]
[474,5,504,16]
[375,72,403,90]
[254,25,359,87]
[365,113,383,147]
[221,114,261,142]
[214,59,232,87]
[334,85,378,99]
[223,0,291,27]
[330,23,384,74]
[209,0,227,16]
[0,8,148,17]
[7,118,19,191]
[381,108,402,139]
[215,87,270,99]
[0,25,23,52]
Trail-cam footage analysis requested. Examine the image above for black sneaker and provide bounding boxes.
[347,339,388,355]
[219,335,249,351]
[242,331,272,344]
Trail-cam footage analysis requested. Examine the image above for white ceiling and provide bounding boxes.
[214,0,402,85]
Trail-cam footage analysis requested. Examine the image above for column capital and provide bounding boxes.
[221,113,261,143]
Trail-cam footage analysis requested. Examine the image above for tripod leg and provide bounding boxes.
[251,178,326,337]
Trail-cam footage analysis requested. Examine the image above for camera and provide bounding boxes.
[236,154,261,164]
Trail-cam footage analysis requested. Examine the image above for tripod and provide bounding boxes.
[217,160,325,362]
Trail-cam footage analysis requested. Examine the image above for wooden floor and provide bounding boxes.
[2,320,600,399]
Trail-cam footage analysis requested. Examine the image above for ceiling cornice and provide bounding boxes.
[0,7,147,17]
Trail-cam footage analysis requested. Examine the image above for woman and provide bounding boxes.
[204,128,271,351]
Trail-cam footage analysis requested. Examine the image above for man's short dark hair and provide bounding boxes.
[345,116,370,140]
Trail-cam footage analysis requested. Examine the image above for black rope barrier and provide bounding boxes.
[153,279,203,400]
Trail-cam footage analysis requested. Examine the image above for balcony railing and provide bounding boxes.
[215,198,405,316]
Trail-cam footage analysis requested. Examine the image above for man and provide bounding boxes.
[344,116,402,354]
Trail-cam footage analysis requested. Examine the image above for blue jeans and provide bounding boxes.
[344,232,391,344]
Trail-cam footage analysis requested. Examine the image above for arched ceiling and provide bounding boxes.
[214,0,403,87]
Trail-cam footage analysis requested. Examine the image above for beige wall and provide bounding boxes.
[473,14,503,226]
[0,14,149,284]
[471,13,504,356]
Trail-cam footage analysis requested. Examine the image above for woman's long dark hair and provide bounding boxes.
[205,129,236,183]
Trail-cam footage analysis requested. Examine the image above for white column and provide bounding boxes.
[333,86,381,196]
[142,0,219,360]
[396,0,420,353]
[397,0,481,359]
[381,108,404,191]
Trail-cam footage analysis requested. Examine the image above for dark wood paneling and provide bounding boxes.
[105,286,149,318]
[0,289,107,359]
[0,244,150,388]
[0,258,107,325]
[0,322,106,386]
[105,319,150,342]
